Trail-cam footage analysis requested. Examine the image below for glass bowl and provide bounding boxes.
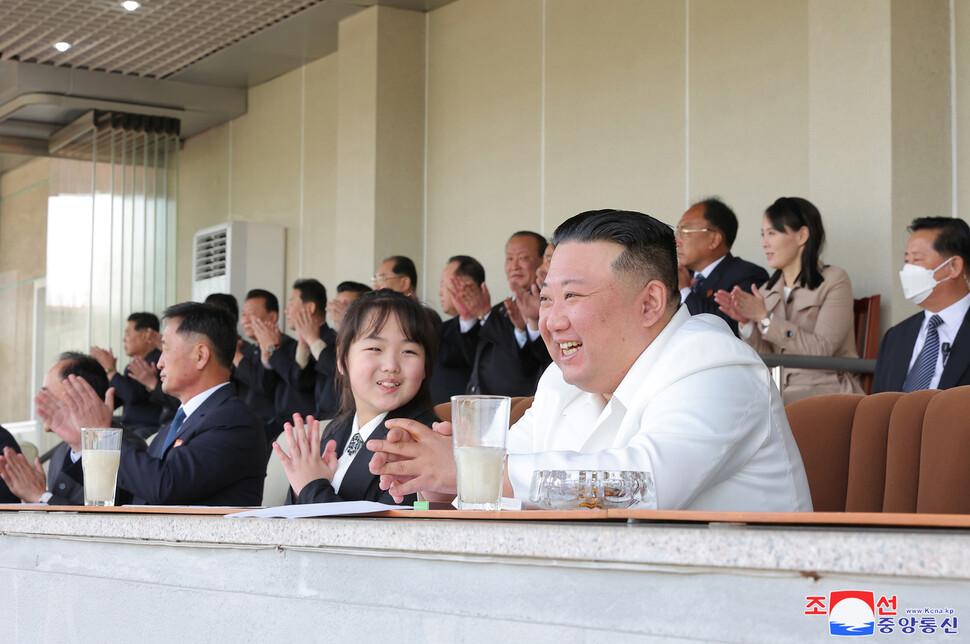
[529,470,655,510]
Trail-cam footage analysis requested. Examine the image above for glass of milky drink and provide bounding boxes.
[451,395,510,510]
[81,428,123,506]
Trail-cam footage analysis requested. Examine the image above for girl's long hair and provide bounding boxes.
[763,196,826,290]
[329,289,437,429]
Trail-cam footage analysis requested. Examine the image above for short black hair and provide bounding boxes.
[293,279,328,312]
[385,256,418,290]
[448,255,486,287]
[508,231,547,257]
[909,217,970,271]
[56,352,109,401]
[552,209,678,309]
[245,289,279,314]
[127,312,160,332]
[337,281,372,296]
[695,197,739,249]
[163,302,237,370]
[204,293,239,323]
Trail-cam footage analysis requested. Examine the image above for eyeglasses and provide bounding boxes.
[372,273,403,286]
[675,227,711,239]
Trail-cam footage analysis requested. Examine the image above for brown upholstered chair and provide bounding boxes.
[433,396,534,428]
[917,386,970,514]
[785,394,863,511]
[853,295,881,394]
[883,389,940,513]
[786,387,968,513]
[844,392,903,512]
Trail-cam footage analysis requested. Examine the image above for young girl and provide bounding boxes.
[273,289,439,505]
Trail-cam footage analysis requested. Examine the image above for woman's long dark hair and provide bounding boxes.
[328,289,437,431]
[763,196,826,290]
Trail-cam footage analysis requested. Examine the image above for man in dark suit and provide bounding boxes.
[676,198,769,335]
[872,217,970,393]
[256,279,339,421]
[374,255,443,330]
[431,255,484,404]
[457,231,552,397]
[1,352,146,505]
[90,312,165,438]
[234,289,289,447]
[33,305,266,506]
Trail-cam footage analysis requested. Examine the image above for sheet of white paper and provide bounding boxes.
[226,500,411,519]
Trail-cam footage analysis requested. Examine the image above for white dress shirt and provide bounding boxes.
[907,292,970,389]
[330,411,388,493]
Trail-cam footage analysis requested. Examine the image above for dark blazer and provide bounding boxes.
[0,425,21,503]
[872,308,970,393]
[685,253,769,336]
[107,383,266,506]
[110,348,165,437]
[463,302,552,397]
[52,429,147,506]
[431,317,472,404]
[234,340,285,445]
[269,326,340,421]
[291,400,438,506]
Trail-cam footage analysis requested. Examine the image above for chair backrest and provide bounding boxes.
[786,386,968,514]
[18,440,39,466]
[882,389,939,512]
[844,392,902,511]
[916,386,970,513]
[853,295,881,394]
[786,394,863,511]
[434,396,533,428]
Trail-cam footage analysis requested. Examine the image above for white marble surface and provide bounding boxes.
[2,511,969,579]
[3,512,969,642]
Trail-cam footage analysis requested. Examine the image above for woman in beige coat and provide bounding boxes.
[715,197,864,404]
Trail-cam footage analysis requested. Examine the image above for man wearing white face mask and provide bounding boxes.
[872,217,970,393]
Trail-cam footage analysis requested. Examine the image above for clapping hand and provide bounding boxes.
[273,414,337,497]
[128,356,160,391]
[0,447,47,503]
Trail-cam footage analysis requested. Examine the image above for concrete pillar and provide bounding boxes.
[335,6,426,293]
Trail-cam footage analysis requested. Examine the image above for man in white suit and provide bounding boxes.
[368,209,812,512]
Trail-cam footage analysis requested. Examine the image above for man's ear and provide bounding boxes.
[639,280,668,328]
[306,301,317,316]
[401,276,413,294]
[269,311,279,325]
[195,342,211,371]
[708,230,724,251]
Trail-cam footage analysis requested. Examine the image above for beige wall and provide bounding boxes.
[0,157,49,421]
[172,0,962,324]
[177,53,341,303]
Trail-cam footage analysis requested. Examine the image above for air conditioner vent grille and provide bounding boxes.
[195,230,227,280]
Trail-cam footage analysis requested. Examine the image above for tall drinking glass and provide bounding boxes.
[81,428,122,506]
[451,395,510,510]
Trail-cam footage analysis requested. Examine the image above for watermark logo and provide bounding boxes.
[805,591,958,637]
[828,591,875,636]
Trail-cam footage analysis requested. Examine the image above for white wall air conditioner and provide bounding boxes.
[192,222,286,310]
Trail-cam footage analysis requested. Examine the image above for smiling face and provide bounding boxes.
[342,312,426,426]
[761,214,807,272]
[505,235,543,293]
[538,241,653,394]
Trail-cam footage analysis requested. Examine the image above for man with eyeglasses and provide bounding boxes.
[676,198,769,336]
[373,255,443,330]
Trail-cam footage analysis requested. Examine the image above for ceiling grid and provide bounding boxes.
[0,0,324,78]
